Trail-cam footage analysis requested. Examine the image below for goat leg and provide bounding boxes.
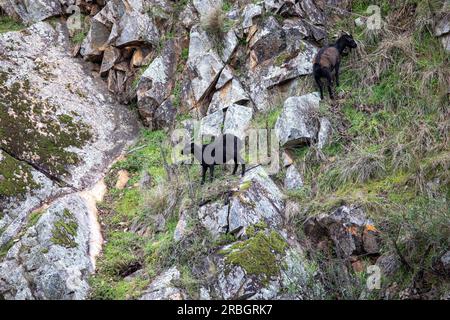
[335,61,340,87]
[314,74,324,100]
[201,165,207,185]
[209,165,215,183]
[232,163,238,175]
[325,71,334,99]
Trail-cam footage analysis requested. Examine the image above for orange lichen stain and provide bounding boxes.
[365,224,379,233]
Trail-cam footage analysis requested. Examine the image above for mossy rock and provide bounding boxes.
[0,150,40,197]
[221,229,288,284]
[51,209,78,248]
[0,73,92,178]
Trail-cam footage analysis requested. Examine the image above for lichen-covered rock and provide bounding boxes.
[0,151,59,249]
[223,104,253,141]
[198,108,224,138]
[198,202,229,238]
[284,165,303,190]
[193,0,222,18]
[304,205,381,259]
[245,18,318,111]
[242,3,262,29]
[153,99,177,131]
[221,29,239,63]
[195,230,323,300]
[228,167,285,236]
[435,13,450,52]
[249,16,286,66]
[140,267,186,300]
[137,39,179,128]
[376,253,401,277]
[114,9,159,47]
[317,117,332,149]
[215,66,234,91]
[99,46,121,76]
[179,2,199,29]
[0,22,138,299]
[200,229,289,299]
[0,0,63,24]
[80,0,159,61]
[174,211,189,242]
[300,0,326,25]
[188,52,224,103]
[209,78,251,114]
[264,0,284,13]
[0,22,137,187]
[0,21,137,215]
[277,249,325,299]
[0,194,93,300]
[435,13,450,37]
[440,251,450,273]
[275,93,321,147]
[80,19,112,61]
[187,24,214,58]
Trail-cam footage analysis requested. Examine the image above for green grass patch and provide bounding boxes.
[0,16,24,34]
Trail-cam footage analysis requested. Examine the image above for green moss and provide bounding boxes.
[0,77,92,177]
[239,180,253,191]
[71,30,87,45]
[0,151,40,197]
[221,230,288,283]
[0,16,24,34]
[27,209,45,228]
[274,51,296,67]
[51,209,78,248]
[0,239,14,259]
[245,221,268,237]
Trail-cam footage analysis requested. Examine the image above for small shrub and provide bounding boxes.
[319,146,387,192]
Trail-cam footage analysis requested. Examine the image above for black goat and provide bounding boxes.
[313,34,357,100]
[181,134,246,185]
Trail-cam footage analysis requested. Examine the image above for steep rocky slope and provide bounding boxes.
[0,0,449,300]
[0,18,138,299]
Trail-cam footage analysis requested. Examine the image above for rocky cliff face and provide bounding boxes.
[0,0,449,300]
[0,19,138,299]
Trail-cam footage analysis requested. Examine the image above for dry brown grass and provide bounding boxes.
[202,6,226,39]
